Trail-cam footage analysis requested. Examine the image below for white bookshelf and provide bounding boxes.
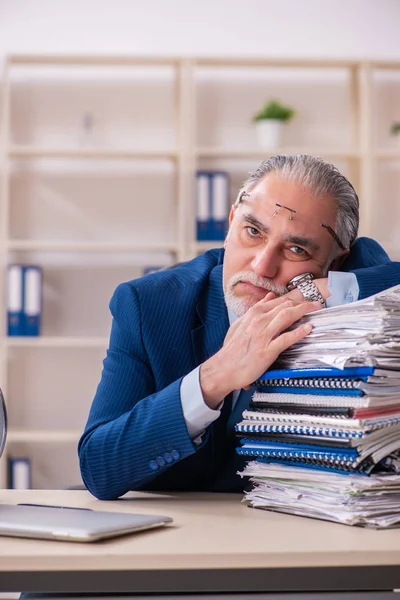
[1,54,400,489]
[7,429,81,444]
[6,336,108,348]
[196,147,362,159]
[7,241,180,252]
[8,146,179,160]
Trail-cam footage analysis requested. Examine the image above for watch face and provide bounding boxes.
[289,272,313,287]
[0,389,7,459]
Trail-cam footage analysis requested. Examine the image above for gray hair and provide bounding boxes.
[241,154,359,249]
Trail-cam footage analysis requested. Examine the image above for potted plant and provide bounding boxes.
[390,122,400,144]
[253,99,295,150]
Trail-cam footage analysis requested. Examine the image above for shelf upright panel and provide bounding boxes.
[358,62,374,238]
[347,65,361,193]
[0,57,11,487]
[176,59,197,262]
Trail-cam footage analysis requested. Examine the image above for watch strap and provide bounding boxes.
[296,278,326,307]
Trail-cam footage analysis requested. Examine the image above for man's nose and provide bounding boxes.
[250,244,280,279]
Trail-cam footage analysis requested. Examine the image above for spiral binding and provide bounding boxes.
[254,377,362,389]
[236,446,361,468]
[236,414,400,437]
[236,422,366,438]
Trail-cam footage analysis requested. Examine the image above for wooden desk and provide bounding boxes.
[1,489,400,594]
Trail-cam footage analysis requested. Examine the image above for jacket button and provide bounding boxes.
[171,449,180,460]
[156,456,166,467]
[163,452,173,463]
[149,460,158,471]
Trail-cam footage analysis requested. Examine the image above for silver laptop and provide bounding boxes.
[0,503,173,542]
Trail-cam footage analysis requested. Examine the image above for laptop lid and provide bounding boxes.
[0,503,173,542]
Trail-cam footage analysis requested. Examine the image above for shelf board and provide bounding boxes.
[7,429,82,443]
[196,148,361,159]
[375,149,400,160]
[8,146,178,160]
[7,240,179,253]
[8,54,181,67]
[7,55,400,70]
[6,336,109,348]
[195,57,361,69]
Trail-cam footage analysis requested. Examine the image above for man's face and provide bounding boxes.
[223,174,347,317]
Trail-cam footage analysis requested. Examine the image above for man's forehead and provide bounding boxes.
[235,189,339,252]
[242,184,337,225]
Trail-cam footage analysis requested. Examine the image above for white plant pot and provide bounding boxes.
[255,119,284,150]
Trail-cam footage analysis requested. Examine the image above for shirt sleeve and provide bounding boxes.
[326,271,360,307]
[180,366,222,443]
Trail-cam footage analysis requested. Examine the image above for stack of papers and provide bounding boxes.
[236,284,400,528]
[275,283,400,370]
[240,462,400,528]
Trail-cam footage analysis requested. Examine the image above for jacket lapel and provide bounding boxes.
[191,264,229,366]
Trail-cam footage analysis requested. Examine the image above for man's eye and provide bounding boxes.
[245,226,261,238]
[289,246,308,257]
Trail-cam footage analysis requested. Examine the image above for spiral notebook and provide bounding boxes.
[251,391,400,408]
[255,367,400,392]
[256,366,377,380]
[236,440,368,473]
[239,409,400,430]
[249,398,400,417]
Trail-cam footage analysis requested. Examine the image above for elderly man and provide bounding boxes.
[79,154,400,500]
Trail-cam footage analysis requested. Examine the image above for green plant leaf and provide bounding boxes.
[390,122,400,135]
[253,99,296,122]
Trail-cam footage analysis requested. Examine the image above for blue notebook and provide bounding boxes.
[254,367,373,396]
[236,441,361,468]
[256,366,376,380]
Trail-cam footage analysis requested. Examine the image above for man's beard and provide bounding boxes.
[224,271,288,317]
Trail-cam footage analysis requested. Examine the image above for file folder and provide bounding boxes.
[8,457,31,489]
[7,264,23,336]
[23,266,42,336]
[211,171,229,241]
[196,172,211,241]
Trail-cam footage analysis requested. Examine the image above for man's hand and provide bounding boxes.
[199,293,321,409]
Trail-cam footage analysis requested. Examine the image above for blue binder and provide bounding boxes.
[22,266,42,336]
[196,171,211,241]
[210,171,229,241]
[196,171,229,241]
[8,457,31,489]
[7,264,24,336]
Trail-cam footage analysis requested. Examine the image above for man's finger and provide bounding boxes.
[268,322,313,357]
[256,293,292,312]
[264,300,320,341]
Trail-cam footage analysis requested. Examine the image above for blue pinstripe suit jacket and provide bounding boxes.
[79,237,400,499]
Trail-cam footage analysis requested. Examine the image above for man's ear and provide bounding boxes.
[224,205,237,248]
[228,203,237,225]
[328,248,350,271]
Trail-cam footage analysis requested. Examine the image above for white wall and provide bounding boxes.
[0,0,399,62]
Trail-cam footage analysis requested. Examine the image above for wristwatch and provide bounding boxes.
[287,273,326,307]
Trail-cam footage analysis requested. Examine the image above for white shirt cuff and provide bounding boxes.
[326,271,359,307]
[180,366,222,443]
